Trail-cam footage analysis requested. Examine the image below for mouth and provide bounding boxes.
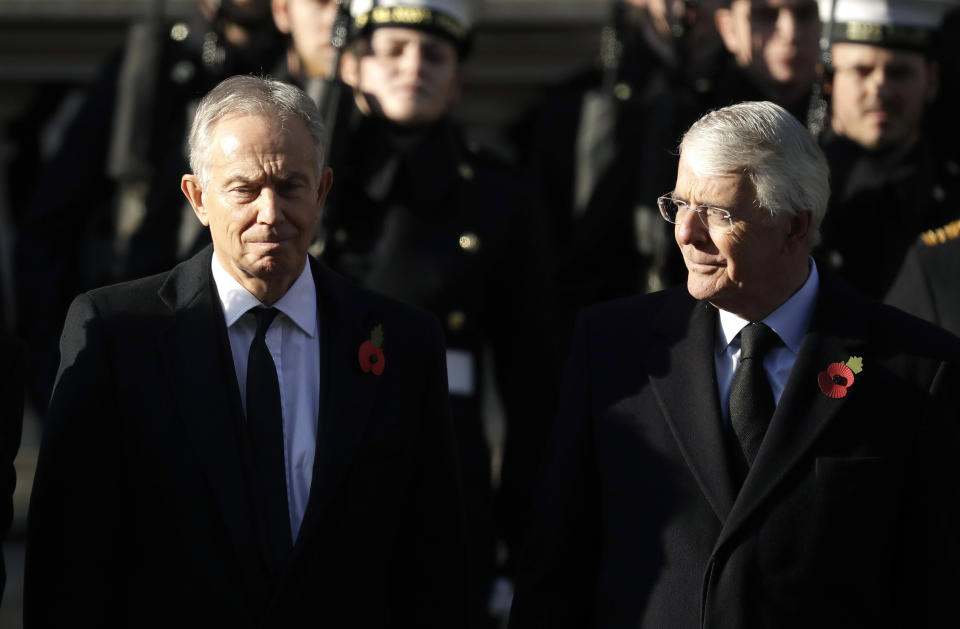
[246,237,293,250]
[685,259,724,272]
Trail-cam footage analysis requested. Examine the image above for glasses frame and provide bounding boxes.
[657,194,736,235]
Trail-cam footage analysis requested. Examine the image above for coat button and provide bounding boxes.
[170,22,190,41]
[458,162,475,180]
[170,60,195,84]
[334,229,348,244]
[614,82,632,101]
[458,232,480,253]
[447,310,467,332]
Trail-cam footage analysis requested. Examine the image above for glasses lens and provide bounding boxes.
[658,197,678,223]
[704,209,732,233]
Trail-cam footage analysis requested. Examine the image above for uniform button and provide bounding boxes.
[334,229,348,244]
[828,250,844,269]
[947,161,960,176]
[170,60,195,84]
[447,310,467,332]
[458,232,480,253]
[932,185,946,203]
[170,22,190,41]
[458,162,475,180]
[614,82,632,101]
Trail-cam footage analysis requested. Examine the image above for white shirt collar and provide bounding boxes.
[210,254,317,337]
[717,258,819,354]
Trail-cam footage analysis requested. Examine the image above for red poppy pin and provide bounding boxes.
[817,356,863,399]
[359,324,385,376]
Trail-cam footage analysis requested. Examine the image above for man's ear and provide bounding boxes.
[784,210,813,251]
[271,0,292,35]
[340,51,359,88]
[182,174,209,227]
[316,167,334,211]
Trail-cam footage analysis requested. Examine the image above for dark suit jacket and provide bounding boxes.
[510,279,960,629]
[24,247,468,627]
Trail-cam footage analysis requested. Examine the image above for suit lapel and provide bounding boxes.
[156,248,270,604]
[715,281,867,551]
[290,261,382,557]
[648,297,738,522]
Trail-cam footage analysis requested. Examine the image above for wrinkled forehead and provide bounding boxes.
[675,155,749,200]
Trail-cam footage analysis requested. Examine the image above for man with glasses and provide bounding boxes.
[510,101,960,628]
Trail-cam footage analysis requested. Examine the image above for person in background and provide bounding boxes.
[711,0,822,121]
[304,0,558,624]
[512,0,725,355]
[886,218,960,337]
[814,0,960,299]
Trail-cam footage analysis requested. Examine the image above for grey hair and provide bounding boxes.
[188,75,326,188]
[679,101,830,246]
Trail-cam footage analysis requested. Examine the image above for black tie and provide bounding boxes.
[729,322,780,467]
[246,307,292,575]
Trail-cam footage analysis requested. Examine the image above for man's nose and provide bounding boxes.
[869,68,893,99]
[775,8,797,40]
[675,208,708,245]
[256,188,282,224]
[400,47,425,77]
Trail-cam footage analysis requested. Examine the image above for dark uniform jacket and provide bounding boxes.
[511,278,960,628]
[886,219,960,337]
[816,131,960,299]
[24,247,467,627]
[319,105,558,587]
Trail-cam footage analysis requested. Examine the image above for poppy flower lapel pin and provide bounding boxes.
[359,324,386,376]
[817,355,863,399]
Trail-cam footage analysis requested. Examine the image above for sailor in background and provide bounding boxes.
[312,0,557,624]
[814,0,960,299]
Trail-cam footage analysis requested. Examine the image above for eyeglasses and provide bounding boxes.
[657,194,735,235]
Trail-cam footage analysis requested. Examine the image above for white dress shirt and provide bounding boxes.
[211,255,320,542]
[715,260,820,423]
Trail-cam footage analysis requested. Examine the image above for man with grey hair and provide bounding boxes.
[510,101,960,628]
[25,75,468,627]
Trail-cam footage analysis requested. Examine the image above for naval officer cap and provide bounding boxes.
[819,0,956,53]
[351,0,476,55]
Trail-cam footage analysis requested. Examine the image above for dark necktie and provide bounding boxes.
[729,322,780,467]
[246,307,292,575]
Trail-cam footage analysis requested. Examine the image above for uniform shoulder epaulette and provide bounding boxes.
[920,219,960,247]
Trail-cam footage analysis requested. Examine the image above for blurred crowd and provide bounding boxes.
[3,0,960,624]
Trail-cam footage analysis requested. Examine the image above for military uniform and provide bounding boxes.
[813,0,960,299]
[319,103,557,614]
[886,219,960,337]
[513,5,714,347]
[815,132,960,299]
[313,1,557,622]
